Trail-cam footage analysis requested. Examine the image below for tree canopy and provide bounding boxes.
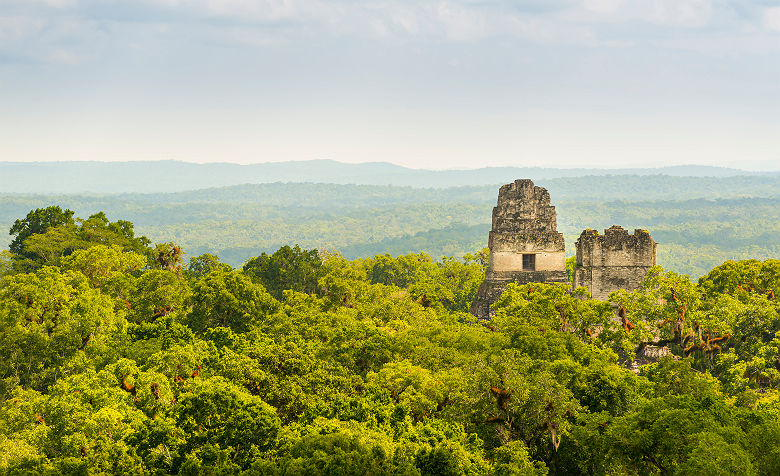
[1,210,779,475]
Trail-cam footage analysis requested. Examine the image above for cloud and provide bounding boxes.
[0,16,46,45]
[641,0,714,28]
[568,0,717,28]
[23,0,79,7]
[161,0,311,22]
[1,0,778,66]
[582,0,623,14]
[765,6,780,31]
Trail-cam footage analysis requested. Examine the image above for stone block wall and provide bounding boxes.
[471,179,568,318]
[573,226,657,301]
[484,180,567,279]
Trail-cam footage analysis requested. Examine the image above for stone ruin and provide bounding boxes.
[470,179,657,318]
[627,344,674,373]
[573,226,657,301]
[470,179,568,318]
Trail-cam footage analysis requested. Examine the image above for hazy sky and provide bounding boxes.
[1,0,779,170]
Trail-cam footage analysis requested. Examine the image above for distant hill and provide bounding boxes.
[1,176,778,277]
[1,160,776,194]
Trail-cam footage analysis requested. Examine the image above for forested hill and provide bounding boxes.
[1,175,778,278]
[1,213,779,474]
[1,159,776,193]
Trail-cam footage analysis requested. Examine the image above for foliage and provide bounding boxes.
[0,267,126,397]
[187,253,232,280]
[8,206,75,257]
[188,269,279,333]
[1,209,779,474]
[6,209,152,272]
[243,245,325,300]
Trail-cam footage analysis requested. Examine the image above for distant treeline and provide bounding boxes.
[2,159,777,193]
[2,176,778,277]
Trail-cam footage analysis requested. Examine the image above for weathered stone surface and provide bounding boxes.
[573,226,657,301]
[627,344,674,373]
[470,181,659,317]
[490,179,558,234]
[471,179,568,318]
[471,281,509,320]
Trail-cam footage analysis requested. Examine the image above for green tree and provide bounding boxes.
[187,253,231,280]
[565,256,577,283]
[155,241,184,273]
[277,419,399,475]
[243,245,323,299]
[77,212,152,258]
[129,270,191,324]
[7,209,153,271]
[699,259,780,299]
[8,206,75,257]
[174,376,280,470]
[20,224,84,267]
[61,244,146,289]
[602,359,754,475]
[188,269,279,333]
[491,441,548,475]
[366,253,437,288]
[0,267,125,396]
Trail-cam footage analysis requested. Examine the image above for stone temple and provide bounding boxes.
[573,226,657,301]
[470,179,657,318]
[470,179,568,318]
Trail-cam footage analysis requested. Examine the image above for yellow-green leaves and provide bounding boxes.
[0,267,124,395]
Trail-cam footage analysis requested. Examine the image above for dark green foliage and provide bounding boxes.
[8,206,74,256]
[565,256,576,282]
[189,269,279,333]
[698,259,780,297]
[364,253,484,313]
[174,377,281,470]
[6,208,152,272]
[187,253,231,279]
[78,211,151,257]
[243,245,324,300]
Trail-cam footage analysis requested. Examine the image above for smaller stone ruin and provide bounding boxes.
[470,179,567,318]
[573,225,657,301]
[627,344,675,373]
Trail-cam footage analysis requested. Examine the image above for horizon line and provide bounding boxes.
[1,158,777,174]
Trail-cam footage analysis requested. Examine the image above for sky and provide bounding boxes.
[0,0,779,170]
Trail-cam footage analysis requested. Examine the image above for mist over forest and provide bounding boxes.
[2,162,778,278]
[2,160,776,194]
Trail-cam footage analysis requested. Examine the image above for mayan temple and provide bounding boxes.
[573,226,657,301]
[470,179,567,318]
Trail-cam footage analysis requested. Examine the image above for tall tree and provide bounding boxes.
[242,245,323,299]
[8,206,75,256]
